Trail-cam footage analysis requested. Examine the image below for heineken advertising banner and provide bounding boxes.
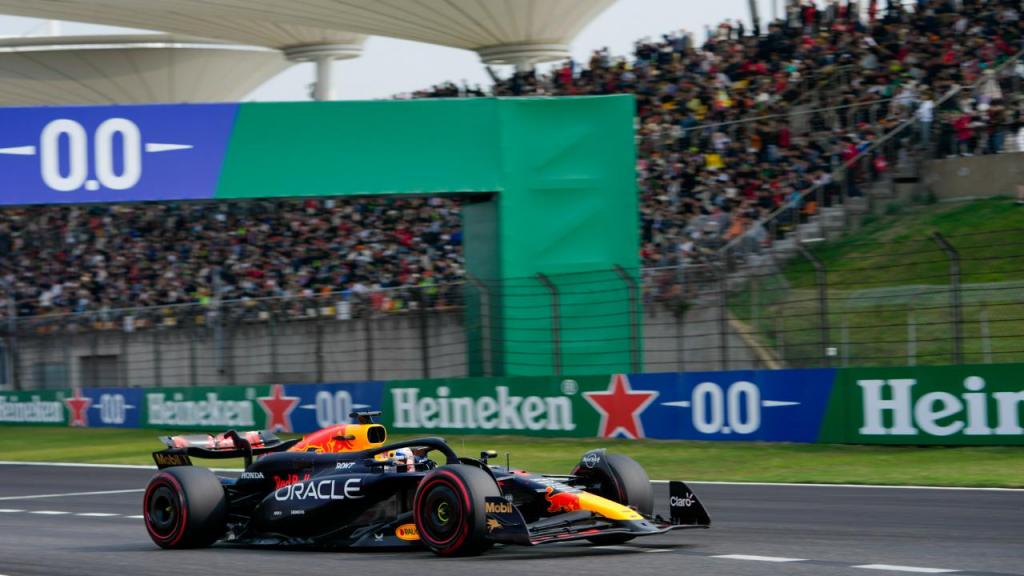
[384,371,835,442]
[140,382,383,432]
[819,364,1024,445]
[0,365,1019,446]
[0,390,66,425]
[385,376,601,438]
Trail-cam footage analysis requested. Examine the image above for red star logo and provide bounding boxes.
[64,389,92,427]
[257,384,300,433]
[583,374,658,439]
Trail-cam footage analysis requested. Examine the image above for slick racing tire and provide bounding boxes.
[413,464,500,556]
[574,454,653,545]
[144,467,227,549]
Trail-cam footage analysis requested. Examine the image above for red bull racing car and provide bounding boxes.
[143,411,710,556]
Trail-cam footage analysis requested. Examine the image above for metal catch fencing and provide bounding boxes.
[4,229,1023,390]
[733,229,1024,369]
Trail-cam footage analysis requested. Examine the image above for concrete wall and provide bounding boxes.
[11,312,469,390]
[7,306,763,390]
[921,152,1024,202]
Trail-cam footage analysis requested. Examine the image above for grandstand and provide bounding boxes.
[1,0,1023,389]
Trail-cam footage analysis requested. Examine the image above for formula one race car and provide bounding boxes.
[143,411,710,556]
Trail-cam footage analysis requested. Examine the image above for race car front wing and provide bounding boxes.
[486,480,710,546]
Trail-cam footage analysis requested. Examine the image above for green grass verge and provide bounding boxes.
[2,426,1022,488]
[732,198,1024,367]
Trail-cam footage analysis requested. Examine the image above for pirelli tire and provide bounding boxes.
[413,464,500,556]
[143,467,227,549]
[574,454,653,545]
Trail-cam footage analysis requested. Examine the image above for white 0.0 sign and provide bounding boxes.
[40,118,142,192]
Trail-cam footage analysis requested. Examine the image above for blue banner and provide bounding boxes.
[73,387,143,428]
[282,382,385,433]
[0,103,236,205]
[621,370,836,442]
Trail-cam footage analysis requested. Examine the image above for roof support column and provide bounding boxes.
[285,43,363,102]
[314,55,334,101]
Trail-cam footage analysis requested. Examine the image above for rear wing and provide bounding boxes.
[152,429,299,469]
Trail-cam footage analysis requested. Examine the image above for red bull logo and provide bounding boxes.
[544,486,582,513]
[274,473,310,490]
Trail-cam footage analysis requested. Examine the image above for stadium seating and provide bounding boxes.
[1,0,1021,316]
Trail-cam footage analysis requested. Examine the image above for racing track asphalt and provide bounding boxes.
[0,463,1020,576]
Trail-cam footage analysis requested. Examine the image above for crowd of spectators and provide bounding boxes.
[0,198,463,317]
[1,0,1022,318]
[483,0,1023,268]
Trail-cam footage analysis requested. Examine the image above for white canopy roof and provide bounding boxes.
[0,0,615,65]
[0,35,288,105]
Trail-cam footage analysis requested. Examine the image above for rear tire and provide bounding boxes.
[574,454,652,545]
[143,467,227,549]
[413,464,499,556]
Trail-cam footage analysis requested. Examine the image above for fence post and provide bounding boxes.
[119,319,129,388]
[417,288,431,380]
[466,275,492,377]
[931,232,962,364]
[315,303,325,384]
[614,265,640,373]
[536,273,561,376]
[152,327,162,388]
[841,315,849,367]
[5,292,19,390]
[980,307,992,364]
[716,264,729,371]
[907,311,917,366]
[797,242,830,367]
[268,306,279,380]
[364,302,375,381]
[189,319,198,387]
[88,315,99,387]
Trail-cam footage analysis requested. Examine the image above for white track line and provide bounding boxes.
[854,564,959,573]
[594,545,671,553]
[124,515,144,519]
[0,488,144,501]
[0,509,23,513]
[75,512,120,517]
[676,480,1019,492]
[713,554,807,563]
[29,510,70,515]
[0,461,1018,491]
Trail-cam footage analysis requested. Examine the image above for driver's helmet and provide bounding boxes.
[391,447,415,472]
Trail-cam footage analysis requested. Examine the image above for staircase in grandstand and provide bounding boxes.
[718,49,1024,283]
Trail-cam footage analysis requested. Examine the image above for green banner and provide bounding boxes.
[384,376,610,437]
[141,385,270,430]
[819,364,1024,445]
[0,390,67,425]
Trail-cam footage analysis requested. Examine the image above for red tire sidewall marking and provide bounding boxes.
[143,473,189,547]
[414,470,473,553]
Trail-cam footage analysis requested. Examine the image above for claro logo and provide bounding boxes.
[670,494,695,508]
[859,377,1024,436]
[274,478,363,501]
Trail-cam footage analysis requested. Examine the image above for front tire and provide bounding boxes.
[574,454,653,545]
[413,464,499,556]
[143,467,227,549]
